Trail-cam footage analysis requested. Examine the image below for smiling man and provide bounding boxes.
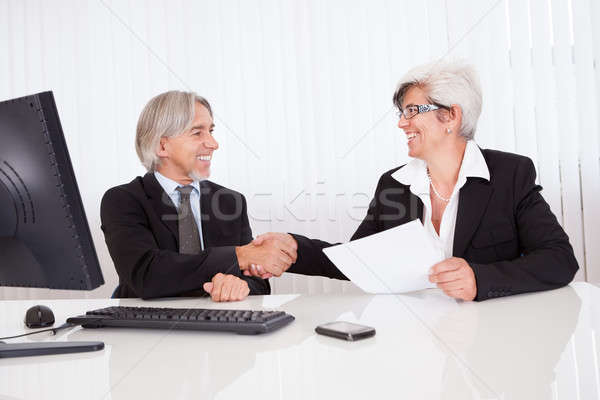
[100,91,296,301]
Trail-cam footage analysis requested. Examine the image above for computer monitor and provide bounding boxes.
[0,91,104,290]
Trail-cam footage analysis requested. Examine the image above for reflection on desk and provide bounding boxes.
[399,283,596,399]
[0,283,598,400]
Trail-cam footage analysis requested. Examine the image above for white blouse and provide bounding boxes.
[391,141,490,259]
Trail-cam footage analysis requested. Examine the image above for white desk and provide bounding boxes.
[0,282,598,400]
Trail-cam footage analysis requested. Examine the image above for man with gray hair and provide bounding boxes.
[100,91,296,301]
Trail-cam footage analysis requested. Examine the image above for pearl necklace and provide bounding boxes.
[427,169,451,203]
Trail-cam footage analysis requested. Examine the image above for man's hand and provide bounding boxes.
[203,273,250,302]
[428,257,477,301]
[243,264,273,279]
[236,232,298,278]
[253,233,298,262]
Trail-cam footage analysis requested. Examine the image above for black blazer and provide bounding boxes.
[100,173,270,299]
[290,149,579,301]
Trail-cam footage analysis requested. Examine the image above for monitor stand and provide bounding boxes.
[0,341,104,358]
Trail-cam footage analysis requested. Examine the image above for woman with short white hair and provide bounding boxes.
[281,59,579,301]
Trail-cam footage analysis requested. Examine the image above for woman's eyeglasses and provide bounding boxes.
[396,104,448,120]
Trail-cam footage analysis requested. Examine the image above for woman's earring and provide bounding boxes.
[446,128,452,134]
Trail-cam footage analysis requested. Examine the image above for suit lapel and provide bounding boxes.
[377,181,423,230]
[452,178,493,257]
[416,195,424,224]
[143,173,180,245]
[199,180,216,248]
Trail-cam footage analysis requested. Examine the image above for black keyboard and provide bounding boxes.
[67,306,294,335]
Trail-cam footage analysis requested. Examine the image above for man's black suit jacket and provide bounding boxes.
[101,173,270,298]
[290,148,579,301]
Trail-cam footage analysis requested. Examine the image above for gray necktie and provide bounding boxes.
[176,185,201,255]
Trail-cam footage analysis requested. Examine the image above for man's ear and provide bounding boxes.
[156,137,169,158]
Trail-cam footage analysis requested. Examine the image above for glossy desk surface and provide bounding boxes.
[1,282,598,399]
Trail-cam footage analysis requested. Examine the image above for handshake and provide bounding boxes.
[235,233,298,279]
[202,233,297,302]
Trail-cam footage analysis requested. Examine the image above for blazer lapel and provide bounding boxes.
[416,195,424,224]
[452,178,493,258]
[199,180,216,248]
[143,173,180,244]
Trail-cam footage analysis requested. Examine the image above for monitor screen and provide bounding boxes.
[0,91,104,290]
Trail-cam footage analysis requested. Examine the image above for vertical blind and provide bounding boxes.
[0,0,598,300]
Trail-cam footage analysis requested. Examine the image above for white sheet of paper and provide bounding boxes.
[322,220,443,294]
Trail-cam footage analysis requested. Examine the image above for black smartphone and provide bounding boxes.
[315,321,376,341]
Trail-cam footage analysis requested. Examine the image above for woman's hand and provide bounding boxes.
[429,257,477,301]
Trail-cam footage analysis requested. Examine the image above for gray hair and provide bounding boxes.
[392,59,482,140]
[135,90,213,171]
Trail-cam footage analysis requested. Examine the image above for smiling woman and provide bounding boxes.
[276,59,580,302]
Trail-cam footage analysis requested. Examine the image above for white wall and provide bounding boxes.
[1,0,599,299]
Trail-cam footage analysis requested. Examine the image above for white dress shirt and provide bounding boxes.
[154,171,205,251]
[391,141,490,259]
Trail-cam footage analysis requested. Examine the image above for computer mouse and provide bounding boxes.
[24,305,55,328]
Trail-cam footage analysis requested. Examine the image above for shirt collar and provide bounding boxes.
[391,140,489,191]
[154,171,201,196]
[459,140,490,182]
